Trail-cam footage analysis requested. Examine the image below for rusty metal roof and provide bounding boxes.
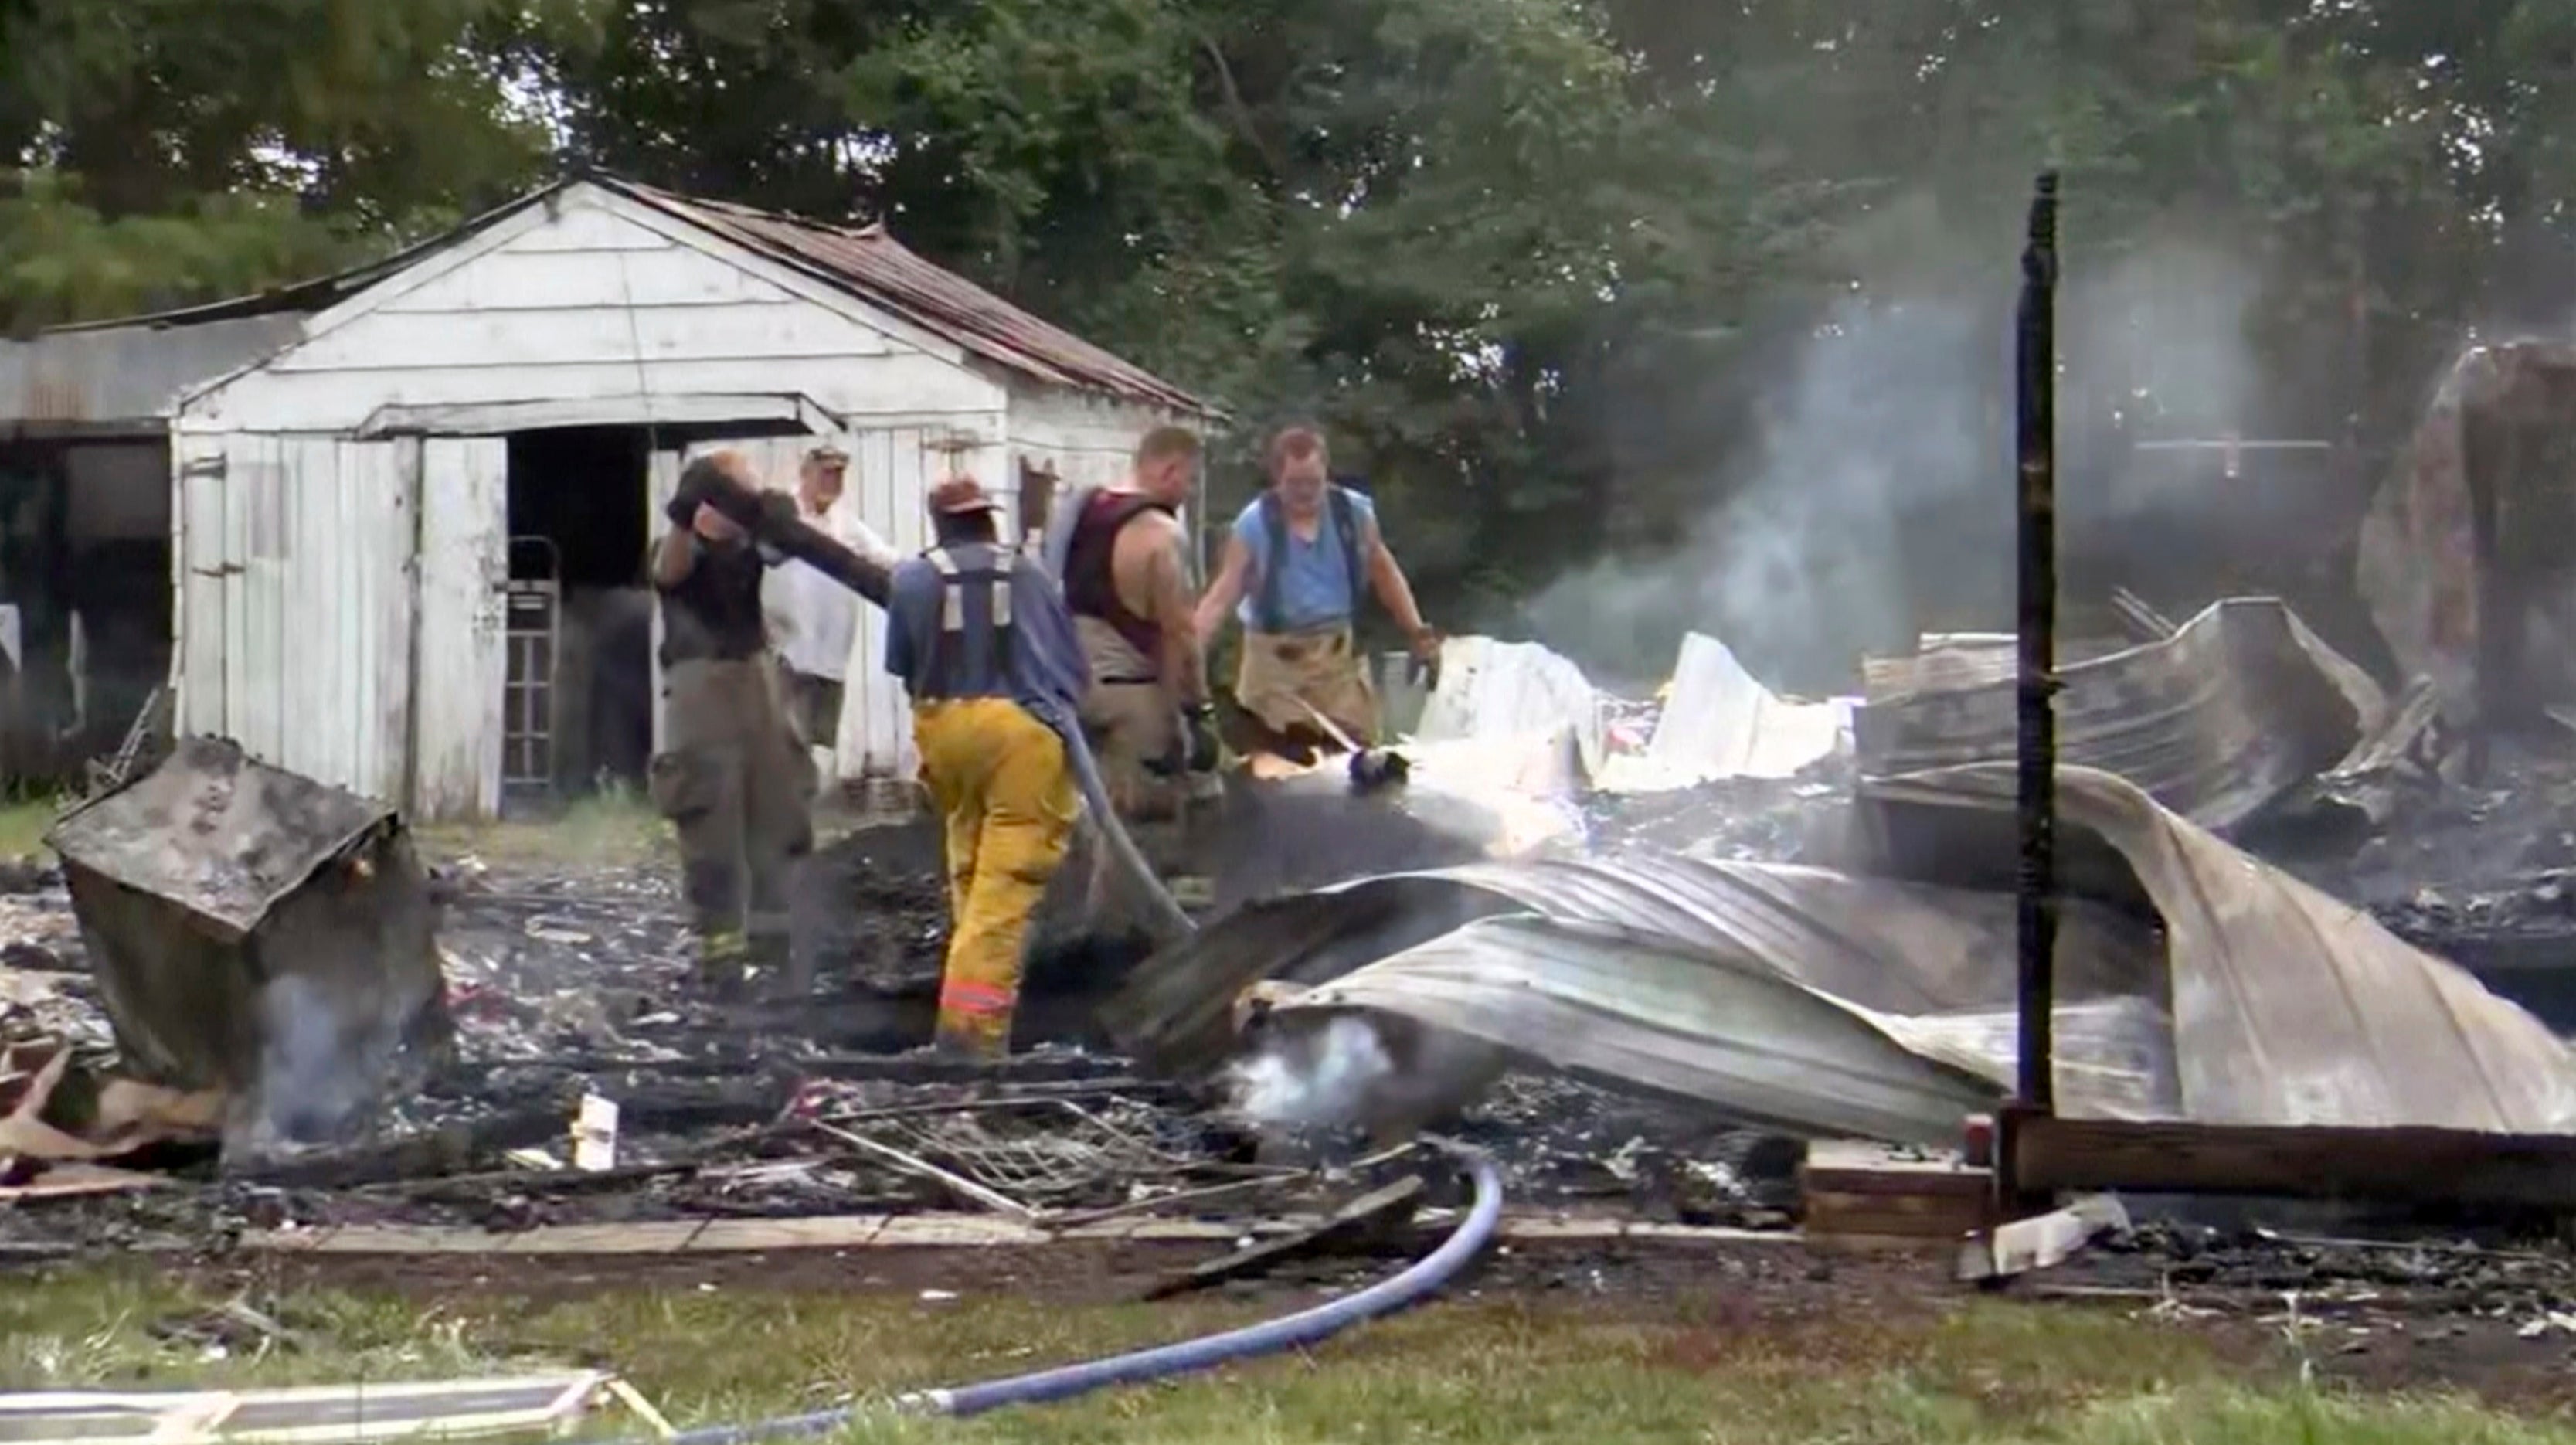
[600,178,1212,416]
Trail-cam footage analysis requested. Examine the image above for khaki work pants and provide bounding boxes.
[913,695,1079,1058]
[1235,624,1378,750]
[649,656,817,988]
[1072,616,1179,821]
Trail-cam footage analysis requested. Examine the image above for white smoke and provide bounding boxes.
[1527,207,2274,692]
[1224,1013,1398,1134]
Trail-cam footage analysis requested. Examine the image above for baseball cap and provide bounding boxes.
[804,444,849,465]
[928,475,1001,515]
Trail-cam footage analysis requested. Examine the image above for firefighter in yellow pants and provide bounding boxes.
[884,476,1092,1057]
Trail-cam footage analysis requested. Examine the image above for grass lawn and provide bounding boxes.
[412,785,674,871]
[0,1263,2568,1445]
[0,794,58,858]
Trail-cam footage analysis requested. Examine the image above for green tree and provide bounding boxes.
[0,0,587,328]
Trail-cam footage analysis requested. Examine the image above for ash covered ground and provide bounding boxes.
[8,743,2576,1336]
[0,794,1815,1256]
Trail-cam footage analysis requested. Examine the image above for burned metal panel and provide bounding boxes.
[2357,340,2576,729]
[1274,923,2182,1142]
[1860,764,2576,1134]
[49,736,386,938]
[1850,597,2385,831]
[1279,914,2013,1145]
[1157,764,2576,1139]
[0,315,304,428]
[1105,848,2158,1079]
[43,736,450,1141]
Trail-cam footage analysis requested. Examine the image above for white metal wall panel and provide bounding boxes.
[171,434,418,804]
[413,438,508,820]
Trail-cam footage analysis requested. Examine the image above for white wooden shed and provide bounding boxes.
[162,175,1213,821]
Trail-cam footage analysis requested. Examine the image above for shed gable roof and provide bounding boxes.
[42,174,1214,420]
[593,179,1210,416]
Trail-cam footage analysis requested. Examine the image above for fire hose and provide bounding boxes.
[652,482,1503,1424]
[696,481,1192,940]
[625,1143,1502,1439]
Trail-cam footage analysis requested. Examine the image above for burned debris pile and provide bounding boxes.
[12,543,2576,1284]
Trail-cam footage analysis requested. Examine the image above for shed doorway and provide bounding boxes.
[504,427,654,805]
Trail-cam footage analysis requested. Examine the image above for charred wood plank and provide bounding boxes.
[2000,1109,2576,1209]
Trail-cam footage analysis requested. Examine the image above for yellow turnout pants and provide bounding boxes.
[912,695,1079,1057]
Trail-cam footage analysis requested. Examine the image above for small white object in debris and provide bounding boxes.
[919,1290,958,1303]
[572,1094,619,1172]
[505,1148,564,1171]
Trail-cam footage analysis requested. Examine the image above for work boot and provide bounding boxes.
[691,929,749,997]
[746,930,794,997]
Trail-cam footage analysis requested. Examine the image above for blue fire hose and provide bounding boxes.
[633,1144,1502,1440]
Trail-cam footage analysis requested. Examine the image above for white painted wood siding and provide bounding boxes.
[180,191,1008,435]
[171,434,416,804]
[411,438,508,819]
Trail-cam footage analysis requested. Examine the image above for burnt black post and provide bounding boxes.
[2014,172,2060,1110]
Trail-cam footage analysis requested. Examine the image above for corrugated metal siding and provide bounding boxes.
[173,434,416,804]
[1,315,303,427]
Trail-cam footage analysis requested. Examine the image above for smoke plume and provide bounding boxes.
[1528,203,2279,694]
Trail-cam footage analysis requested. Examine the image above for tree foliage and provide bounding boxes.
[5,0,2574,648]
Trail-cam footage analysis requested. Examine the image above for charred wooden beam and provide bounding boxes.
[2014,171,2061,1112]
[1999,1107,2576,1210]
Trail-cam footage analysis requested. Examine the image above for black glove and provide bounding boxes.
[664,471,709,529]
[749,488,802,539]
[1181,703,1222,773]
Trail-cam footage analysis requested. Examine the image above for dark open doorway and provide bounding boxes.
[505,427,654,804]
[1,437,172,793]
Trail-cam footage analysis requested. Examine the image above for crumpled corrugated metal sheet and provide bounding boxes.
[1850,597,2387,832]
[1104,846,2162,1081]
[1596,632,1854,790]
[2357,340,2576,729]
[1857,765,2576,1133]
[1127,764,2576,1141]
[1283,913,2008,1144]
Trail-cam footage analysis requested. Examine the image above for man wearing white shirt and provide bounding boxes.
[762,444,891,757]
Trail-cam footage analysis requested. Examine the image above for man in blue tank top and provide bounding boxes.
[1194,426,1438,755]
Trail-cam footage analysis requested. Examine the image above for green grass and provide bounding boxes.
[0,793,61,858]
[0,1264,2565,1445]
[415,784,672,869]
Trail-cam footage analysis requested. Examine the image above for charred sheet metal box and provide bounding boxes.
[43,736,452,1146]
